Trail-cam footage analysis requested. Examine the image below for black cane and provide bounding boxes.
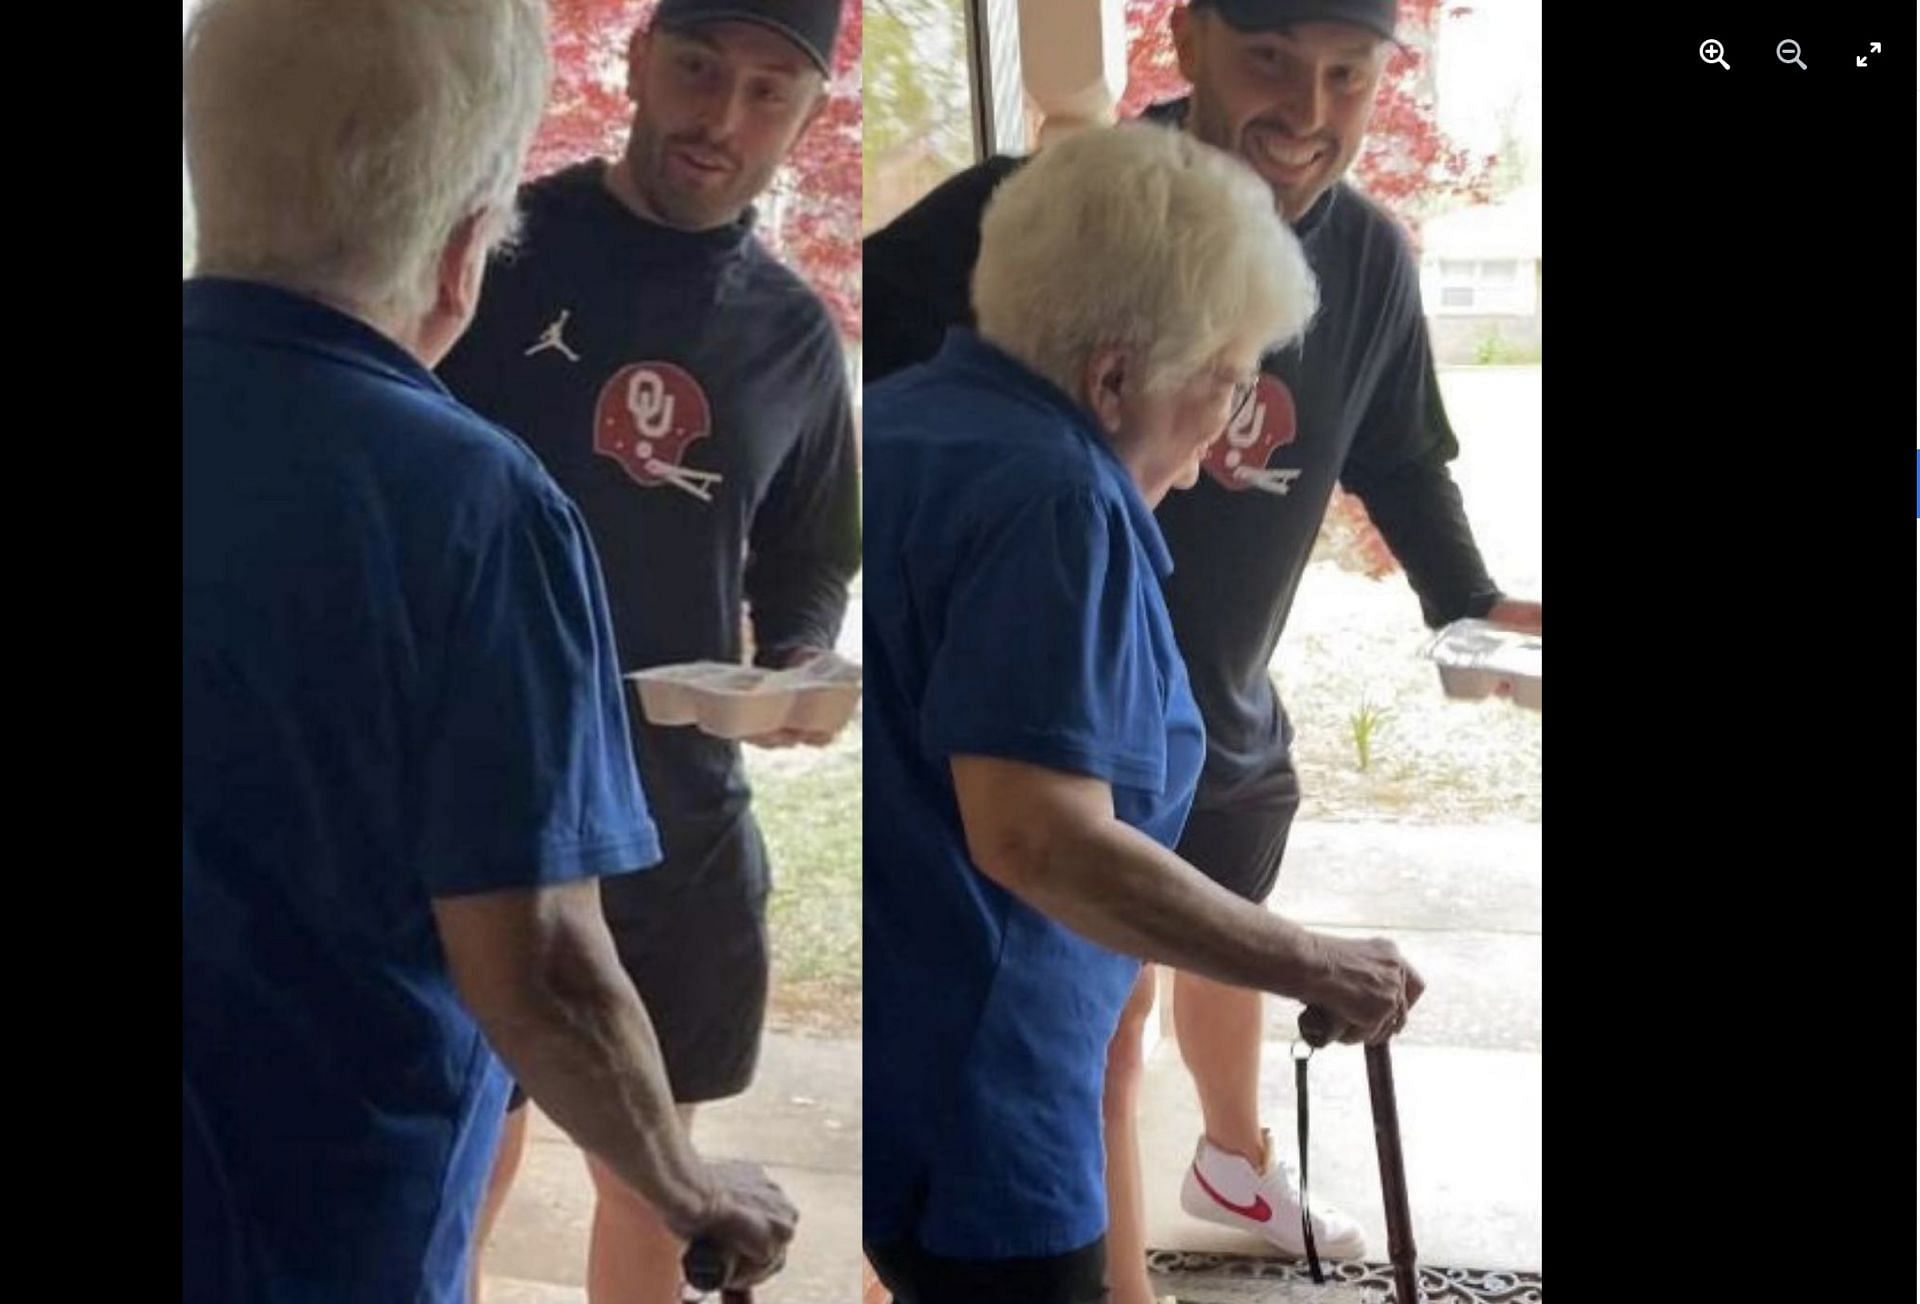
[1364,1042,1420,1304]
[1298,1008,1421,1303]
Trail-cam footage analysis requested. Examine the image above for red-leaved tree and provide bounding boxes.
[537,0,862,341]
[777,3,862,340]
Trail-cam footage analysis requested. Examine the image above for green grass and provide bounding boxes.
[1470,329,1543,366]
[1348,698,1392,772]
[746,729,862,1035]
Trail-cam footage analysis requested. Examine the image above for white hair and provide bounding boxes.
[973,123,1318,396]
[184,0,551,320]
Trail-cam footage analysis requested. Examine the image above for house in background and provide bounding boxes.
[1420,184,1542,364]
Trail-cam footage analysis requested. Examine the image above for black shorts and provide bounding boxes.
[1175,761,1303,904]
[866,1236,1108,1304]
[507,809,771,1111]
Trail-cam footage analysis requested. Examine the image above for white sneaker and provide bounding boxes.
[1178,1129,1367,1260]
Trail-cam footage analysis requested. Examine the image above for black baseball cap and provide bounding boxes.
[1191,0,1400,44]
[653,0,842,76]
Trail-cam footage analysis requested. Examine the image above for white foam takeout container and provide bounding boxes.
[627,653,863,740]
[1424,619,1541,711]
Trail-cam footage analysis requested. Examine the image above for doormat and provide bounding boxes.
[1148,1250,1542,1304]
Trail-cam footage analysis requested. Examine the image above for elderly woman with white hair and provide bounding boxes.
[861,123,1419,1304]
[182,2,794,1300]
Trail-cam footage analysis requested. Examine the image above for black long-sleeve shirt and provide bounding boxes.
[442,161,860,822]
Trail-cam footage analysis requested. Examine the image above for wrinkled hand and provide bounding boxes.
[1300,935,1425,1046]
[683,1159,799,1289]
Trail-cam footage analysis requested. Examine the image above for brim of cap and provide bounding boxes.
[1204,0,1406,48]
[657,9,835,76]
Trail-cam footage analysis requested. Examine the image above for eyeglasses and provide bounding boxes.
[1227,376,1259,428]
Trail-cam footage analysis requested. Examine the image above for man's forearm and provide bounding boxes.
[484,963,712,1231]
[1348,462,1503,627]
[1008,818,1328,1002]
[748,558,851,666]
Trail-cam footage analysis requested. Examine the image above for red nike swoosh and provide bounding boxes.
[1192,1165,1272,1222]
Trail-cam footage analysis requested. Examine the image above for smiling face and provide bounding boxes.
[1172,8,1389,222]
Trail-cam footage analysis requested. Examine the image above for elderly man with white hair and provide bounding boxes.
[861,123,1424,1304]
[182,2,794,1300]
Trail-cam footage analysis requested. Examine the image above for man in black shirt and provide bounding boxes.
[441,2,859,1300]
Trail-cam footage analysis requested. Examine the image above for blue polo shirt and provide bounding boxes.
[183,278,661,1302]
[863,330,1206,1259]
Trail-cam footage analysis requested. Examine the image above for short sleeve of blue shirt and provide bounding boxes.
[920,486,1167,793]
[416,479,661,896]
